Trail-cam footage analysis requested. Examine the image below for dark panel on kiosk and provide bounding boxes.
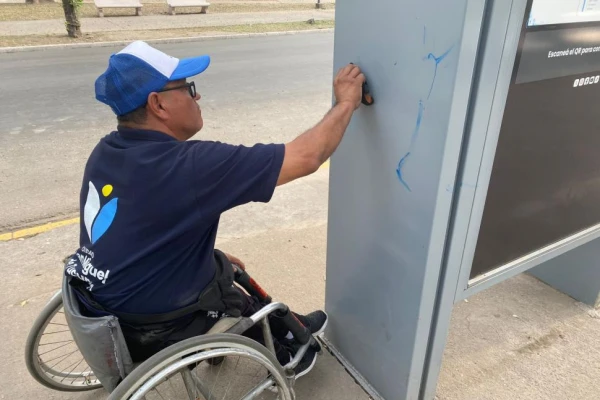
[471,0,600,279]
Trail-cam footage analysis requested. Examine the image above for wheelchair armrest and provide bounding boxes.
[211,303,311,346]
[248,302,311,345]
[205,317,243,335]
[222,317,256,335]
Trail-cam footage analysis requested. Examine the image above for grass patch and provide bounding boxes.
[0,2,334,22]
[0,19,334,48]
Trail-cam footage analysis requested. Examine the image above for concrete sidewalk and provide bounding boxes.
[0,9,335,36]
[2,218,600,399]
[438,274,600,400]
[0,167,373,400]
[0,161,598,400]
[0,225,372,400]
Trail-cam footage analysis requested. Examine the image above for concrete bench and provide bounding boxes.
[166,0,210,15]
[94,0,143,17]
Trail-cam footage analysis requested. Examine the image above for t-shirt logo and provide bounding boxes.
[83,181,119,244]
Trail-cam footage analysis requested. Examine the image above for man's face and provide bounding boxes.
[158,79,203,140]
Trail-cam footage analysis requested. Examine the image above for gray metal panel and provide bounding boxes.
[453,0,530,299]
[462,222,600,299]
[420,0,527,398]
[324,0,485,398]
[530,237,600,307]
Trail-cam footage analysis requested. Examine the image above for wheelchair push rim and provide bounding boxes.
[108,333,294,400]
[24,290,102,391]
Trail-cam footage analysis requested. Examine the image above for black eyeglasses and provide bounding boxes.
[157,81,196,98]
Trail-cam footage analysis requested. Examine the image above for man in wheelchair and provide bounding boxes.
[65,41,365,379]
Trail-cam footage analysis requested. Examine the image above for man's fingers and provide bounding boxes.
[337,65,350,75]
[338,64,354,77]
[349,66,362,78]
[226,252,246,270]
[347,65,362,79]
[338,65,364,85]
[234,262,246,271]
[340,63,361,75]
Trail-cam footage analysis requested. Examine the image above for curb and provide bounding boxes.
[0,28,334,53]
[0,162,331,241]
[0,217,80,242]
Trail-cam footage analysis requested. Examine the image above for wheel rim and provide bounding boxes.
[31,302,101,389]
[119,340,293,400]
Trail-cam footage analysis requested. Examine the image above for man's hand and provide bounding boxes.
[334,64,366,111]
[276,63,367,187]
[225,252,246,271]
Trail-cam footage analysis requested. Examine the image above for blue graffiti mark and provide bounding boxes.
[411,100,425,144]
[396,153,412,191]
[425,46,454,99]
[395,38,455,192]
[396,101,425,191]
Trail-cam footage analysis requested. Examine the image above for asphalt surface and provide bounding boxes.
[0,31,334,231]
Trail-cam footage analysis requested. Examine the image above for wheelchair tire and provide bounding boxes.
[24,292,102,392]
[109,333,294,400]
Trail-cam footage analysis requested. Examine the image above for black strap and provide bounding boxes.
[71,278,211,324]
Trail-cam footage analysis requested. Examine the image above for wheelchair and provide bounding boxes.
[25,265,321,400]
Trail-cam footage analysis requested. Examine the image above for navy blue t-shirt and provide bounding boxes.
[65,127,284,314]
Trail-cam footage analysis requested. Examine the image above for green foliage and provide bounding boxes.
[70,0,84,11]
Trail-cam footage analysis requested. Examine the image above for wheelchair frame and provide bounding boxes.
[25,269,319,400]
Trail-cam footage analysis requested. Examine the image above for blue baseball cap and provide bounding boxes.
[95,41,211,116]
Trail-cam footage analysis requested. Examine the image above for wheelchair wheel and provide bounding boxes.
[24,291,102,391]
[109,333,294,400]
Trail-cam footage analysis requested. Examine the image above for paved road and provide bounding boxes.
[0,32,334,231]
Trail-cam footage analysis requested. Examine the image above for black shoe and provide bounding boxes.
[293,343,319,379]
[294,310,328,336]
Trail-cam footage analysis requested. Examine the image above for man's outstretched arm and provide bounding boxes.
[277,64,365,186]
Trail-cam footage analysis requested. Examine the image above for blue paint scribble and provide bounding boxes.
[411,100,425,143]
[396,153,412,191]
[425,46,454,99]
[395,33,455,192]
[396,101,425,191]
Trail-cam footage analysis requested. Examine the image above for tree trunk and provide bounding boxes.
[62,0,81,38]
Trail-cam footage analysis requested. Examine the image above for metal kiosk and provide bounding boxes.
[323,0,600,399]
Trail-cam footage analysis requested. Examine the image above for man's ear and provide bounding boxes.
[146,93,170,121]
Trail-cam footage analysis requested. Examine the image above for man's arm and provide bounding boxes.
[277,64,365,186]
